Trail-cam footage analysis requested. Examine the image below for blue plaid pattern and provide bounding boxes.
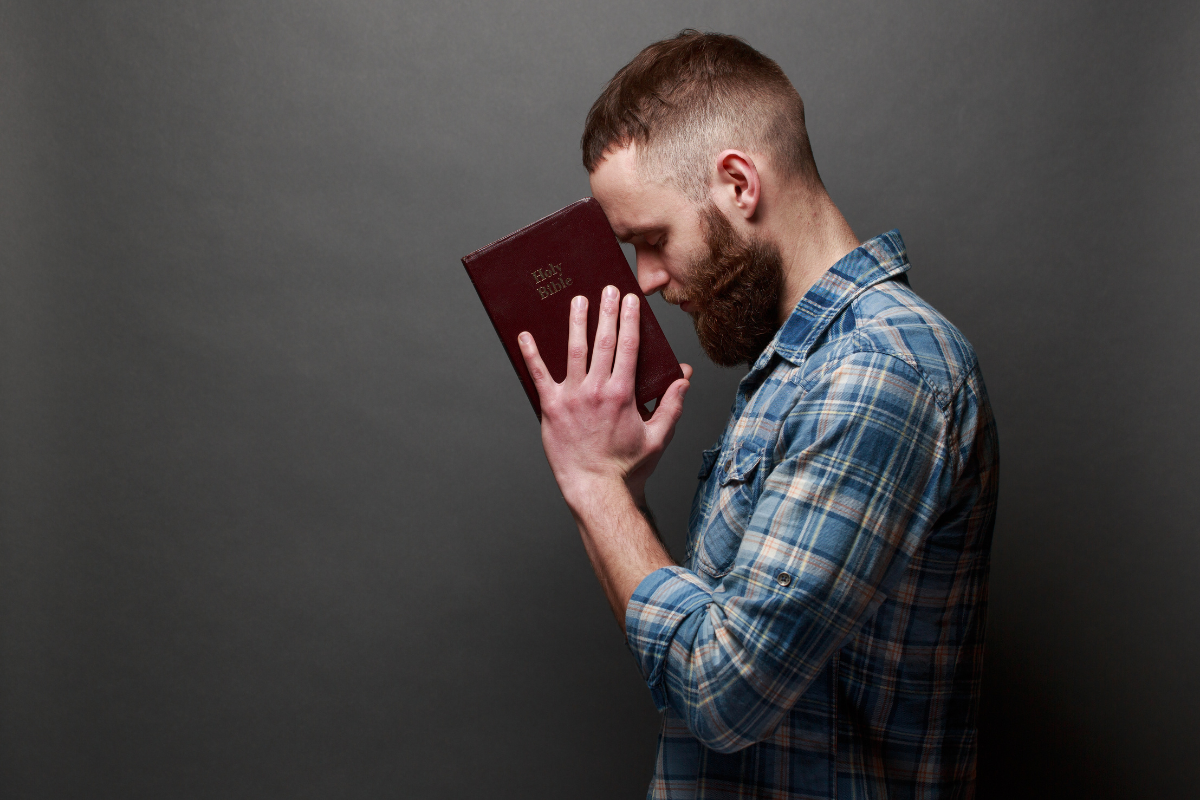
[626,231,999,799]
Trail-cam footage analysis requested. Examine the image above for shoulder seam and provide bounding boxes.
[799,333,962,414]
[849,287,979,399]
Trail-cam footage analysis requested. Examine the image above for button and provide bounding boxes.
[776,571,793,587]
[724,458,733,472]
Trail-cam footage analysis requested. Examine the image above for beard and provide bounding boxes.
[671,202,784,368]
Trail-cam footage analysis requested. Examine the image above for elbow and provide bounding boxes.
[659,600,803,753]
[685,708,770,754]
[698,730,759,755]
[675,677,780,754]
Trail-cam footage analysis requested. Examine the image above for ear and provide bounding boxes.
[713,150,761,221]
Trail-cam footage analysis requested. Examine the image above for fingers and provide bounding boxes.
[610,292,641,386]
[566,295,588,383]
[589,285,620,379]
[518,332,553,398]
[680,362,694,381]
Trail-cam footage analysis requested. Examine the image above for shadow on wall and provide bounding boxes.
[978,630,1133,800]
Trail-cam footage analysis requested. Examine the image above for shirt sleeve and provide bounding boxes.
[625,348,952,753]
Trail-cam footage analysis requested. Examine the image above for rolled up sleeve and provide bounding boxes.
[625,566,714,711]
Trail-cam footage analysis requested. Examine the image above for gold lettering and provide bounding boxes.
[531,263,563,285]
[531,263,571,300]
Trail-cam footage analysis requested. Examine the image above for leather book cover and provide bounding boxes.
[462,198,684,420]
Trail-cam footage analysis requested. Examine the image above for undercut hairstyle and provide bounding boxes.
[582,30,821,201]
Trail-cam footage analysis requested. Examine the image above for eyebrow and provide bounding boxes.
[614,225,660,244]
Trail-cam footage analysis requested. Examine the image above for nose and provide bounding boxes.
[634,249,669,296]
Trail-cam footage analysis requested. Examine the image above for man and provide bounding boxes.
[517,31,998,799]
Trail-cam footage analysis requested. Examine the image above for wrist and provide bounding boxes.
[560,474,636,525]
[561,472,633,510]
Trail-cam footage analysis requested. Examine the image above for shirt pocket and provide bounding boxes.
[694,442,765,579]
[686,445,723,563]
[696,445,722,481]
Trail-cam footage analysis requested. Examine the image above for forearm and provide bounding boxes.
[565,478,675,632]
[516,288,688,631]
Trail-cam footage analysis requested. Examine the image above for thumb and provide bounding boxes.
[646,377,689,443]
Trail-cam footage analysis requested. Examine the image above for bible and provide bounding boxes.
[462,198,684,420]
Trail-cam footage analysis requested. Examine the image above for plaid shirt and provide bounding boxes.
[626,231,998,799]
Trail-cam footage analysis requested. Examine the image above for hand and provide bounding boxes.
[518,286,692,509]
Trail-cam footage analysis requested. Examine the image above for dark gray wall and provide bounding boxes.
[2,1,1197,797]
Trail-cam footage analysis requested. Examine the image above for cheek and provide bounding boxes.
[671,247,706,288]
[660,261,689,291]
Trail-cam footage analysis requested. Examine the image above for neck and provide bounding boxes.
[771,184,859,323]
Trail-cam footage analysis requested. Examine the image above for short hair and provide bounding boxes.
[581,30,821,201]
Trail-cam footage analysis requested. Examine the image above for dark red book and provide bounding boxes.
[462,198,684,419]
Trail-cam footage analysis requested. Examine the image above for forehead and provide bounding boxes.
[588,145,696,240]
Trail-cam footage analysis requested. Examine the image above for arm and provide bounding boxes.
[625,350,953,752]
[517,286,691,631]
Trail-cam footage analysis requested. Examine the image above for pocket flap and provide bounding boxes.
[717,442,764,485]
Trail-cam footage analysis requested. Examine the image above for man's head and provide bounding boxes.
[582,30,820,203]
[584,31,816,366]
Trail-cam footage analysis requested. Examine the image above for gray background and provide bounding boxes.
[2,1,1197,797]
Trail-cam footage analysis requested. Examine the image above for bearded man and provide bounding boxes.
[517,31,998,799]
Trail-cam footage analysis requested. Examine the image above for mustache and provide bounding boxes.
[662,285,689,307]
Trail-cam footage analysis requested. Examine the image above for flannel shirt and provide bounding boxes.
[626,231,999,799]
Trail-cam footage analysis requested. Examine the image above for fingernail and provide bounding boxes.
[625,294,638,309]
[519,333,531,345]
[604,285,618,300]
[573,296,585,309]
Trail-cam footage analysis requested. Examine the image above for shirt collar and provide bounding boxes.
[754,229,911,371]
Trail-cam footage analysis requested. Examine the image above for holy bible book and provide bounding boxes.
[462,198,684,420]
